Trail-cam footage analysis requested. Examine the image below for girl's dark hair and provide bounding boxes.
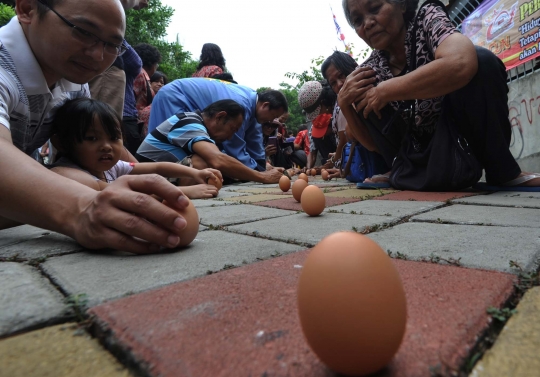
[319,80,337,108]
[133,43,162,70]
[321,51,359,80]
[342,0,419,26]
[150,71,168,85]
[202,99,245,122]
[211,72,237,84]
[197,43,226,70]
[52,98,122,155]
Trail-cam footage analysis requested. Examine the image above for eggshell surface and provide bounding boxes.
[321,170,329,181]
[292,179,308,202]
[164,199,199,247]
[310,169,317,176]
[297,232,407,376]
[300,186,325,216]
[208,176,222,191]
[279,175,291,192]
[298,173,309,182]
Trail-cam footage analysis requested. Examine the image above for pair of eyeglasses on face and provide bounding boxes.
[37,0,127,56]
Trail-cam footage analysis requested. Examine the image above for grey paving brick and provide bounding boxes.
[0,225,52,248]
[325,200,443,218]
[0,227,83,261]
[227,213,399,247]
[368,223,540,273]
[41,231,304,307]
[454,192,540,209]
[412,204,540,228]
[191,199,231,208]
[0,263,68,337]
[213,190,250,198]
[198,205,296,226]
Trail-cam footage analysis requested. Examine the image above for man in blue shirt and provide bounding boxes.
[148,78,288,171]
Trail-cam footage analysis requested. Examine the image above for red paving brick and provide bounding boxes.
[90,251,515,377]
[253,197,362,211]
[374,190,480,202]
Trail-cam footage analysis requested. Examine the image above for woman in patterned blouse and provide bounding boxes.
[192,43,226,78]
[338,0,540,189]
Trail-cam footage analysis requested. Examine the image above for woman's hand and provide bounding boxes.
[357,81,389,119]
[337,67,377,109]
[265,144,277,157]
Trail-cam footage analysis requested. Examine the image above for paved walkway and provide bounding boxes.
[1,177,539,377]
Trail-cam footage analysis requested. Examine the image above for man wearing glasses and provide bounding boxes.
[0,0,193,254]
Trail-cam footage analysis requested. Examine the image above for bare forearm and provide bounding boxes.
[380,36,477,102]
[307,152,316,169]
[335,132,347,163]
[0,139,93,237]
[208,154,264,182]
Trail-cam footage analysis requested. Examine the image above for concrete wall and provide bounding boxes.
[508,70,540,171]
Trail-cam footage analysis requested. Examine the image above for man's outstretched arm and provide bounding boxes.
[192,141,282,184]
[0,127,192,254]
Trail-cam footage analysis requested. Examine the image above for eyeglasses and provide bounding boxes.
[37,0,127,56]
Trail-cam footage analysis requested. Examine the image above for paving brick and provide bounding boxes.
[224,194,288,203]
[191,199,231,208]
[412,204,540,228]
[41,231,304,307]
[234,187,288,195]
[375,190,480,201]
[0,323,132,377]
[0,225,48,248]
[471,287,540,377]
[453,192,540,209]
[326,200,443,217]
[368,223,540,273]
[214,190,250,198]
[0,263,68,338]
[228,213,399,247]
[90,251,514,377]
[0,227,83,260]
[197,204,296,226]
[253,196,362,211]
[324,188,389,198]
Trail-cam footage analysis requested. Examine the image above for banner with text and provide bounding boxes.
[461,0,540,70]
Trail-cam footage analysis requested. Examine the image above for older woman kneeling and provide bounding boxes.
[339,0,540,191]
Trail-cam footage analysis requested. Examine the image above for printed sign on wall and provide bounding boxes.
[461,0,540,69]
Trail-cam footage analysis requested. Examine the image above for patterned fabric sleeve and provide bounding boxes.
[420,3,456,55]
[192,65,224,78]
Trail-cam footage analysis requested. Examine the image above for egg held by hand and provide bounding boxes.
[207,176,222,191]
[163,198,199,247]
[297,232,407,376]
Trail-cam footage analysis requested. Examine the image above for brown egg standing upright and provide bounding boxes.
[297,232,407,376]
[298,173,309,182]
[300,185,325,216]
[310,168,317,176]
[292,179,308,202]
[321,170,329,181]
[279,175,291,192]
[164,199,199,247]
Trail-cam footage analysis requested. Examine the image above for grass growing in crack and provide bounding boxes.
[351,226,359,232]
[65,293,88,322]
[509,260,540,292]
[420,253,462,267]
[486,307,517,322]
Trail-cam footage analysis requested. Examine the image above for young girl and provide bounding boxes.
[50,98,222,199]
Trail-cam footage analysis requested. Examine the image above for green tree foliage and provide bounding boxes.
[0,3,15,27]
[125,0,197,81]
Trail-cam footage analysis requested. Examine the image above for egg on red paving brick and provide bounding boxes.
[292,179,308,202]
[297,232,407,376]
[300,185,325,216]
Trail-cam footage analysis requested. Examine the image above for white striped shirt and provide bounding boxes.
[0,18,89,155]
